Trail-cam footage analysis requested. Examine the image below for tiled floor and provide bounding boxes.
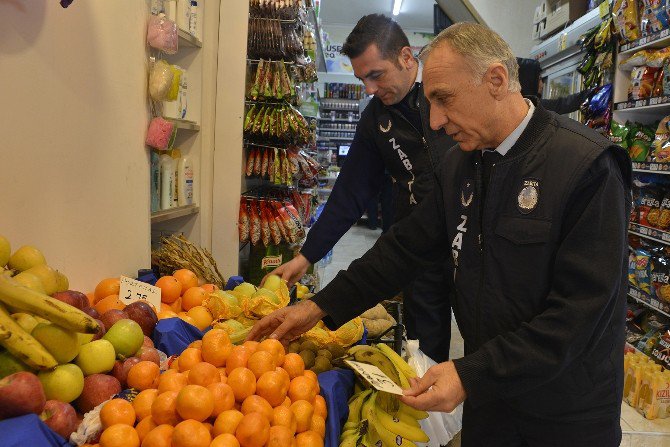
[319,224,670,447]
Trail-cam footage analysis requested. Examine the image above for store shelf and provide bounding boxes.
[620,29,670,55]
[632,161,670,174]
[167,118,200,131]
[614,96,670,112]
[629,222,670,245]
[151,205,199,223]
[628,285,670,318]
[318,118,358,123]
[178,29,202,48]
[320,106,359,112]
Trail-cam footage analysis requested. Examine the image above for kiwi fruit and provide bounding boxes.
[299,349,316,369]
[288,341,301,354]
[299,340,318,352]
[326,343,346,359]
[313,355,332,372]
[316,349,332,361]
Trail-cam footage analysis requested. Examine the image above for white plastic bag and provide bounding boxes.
[405,339,462,447]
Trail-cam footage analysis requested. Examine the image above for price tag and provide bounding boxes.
[651,298,660,309]
[663,232,670,242]
[558,33,568,52]
[119,276,162,309]
[599,1,609,18]
[345,360,404,395]
[650,97,659,105]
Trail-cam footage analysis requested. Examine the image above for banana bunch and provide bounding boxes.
[340,344,429,447]
[0,272,99,370]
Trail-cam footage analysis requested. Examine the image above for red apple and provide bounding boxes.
[143,336,154,348]
[100,309,128,331]
[136,347,160,366]
[74,374,121,414]
[40,400,78,440]
[124,301,158,337]
[81,307,100,320]
[91,319,106,341]
[0,371,46,419]
[110,357,140,388]
[51,290,87,310]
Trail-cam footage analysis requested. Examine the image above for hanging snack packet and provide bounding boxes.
[610,121,630,148]
[630,125,655,161]
[613,0,641,41]
[636,248,654,295]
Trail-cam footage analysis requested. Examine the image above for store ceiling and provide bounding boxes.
[319,0,436,31]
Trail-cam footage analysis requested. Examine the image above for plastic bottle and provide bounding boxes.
[189,1,198,37]
[177,155,194,206]
[171,149,182,208]
[150,151,161,213]
[160,154,175,210]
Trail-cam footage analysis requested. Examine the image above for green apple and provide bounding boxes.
[8,245,46,272]
[0,235,10,268]
[75,339,116,375]
[24,265,58,295]
[54,271,69,293]
[31,323,80,364]
[102,319,144,359]
[38,364,84,403]
[233,282,257,297]
[11,313,40,333]
[0,350,31,379]
[262,275,282,292]
[12,271,46,294]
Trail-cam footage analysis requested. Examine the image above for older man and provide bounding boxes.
[249,23,631,446]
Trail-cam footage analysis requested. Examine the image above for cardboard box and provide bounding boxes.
[541,0,588,38]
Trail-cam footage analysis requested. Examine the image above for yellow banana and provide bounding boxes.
[0,274,99,334]
[376,343,417,378]
[346,389,372,425]
[374,396,429,442]
[0,302,57,370]
[367,400,418,447]
[349,345,402,386]
[398,402,429,421]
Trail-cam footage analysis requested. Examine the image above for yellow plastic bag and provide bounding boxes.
[332,317,365,347]
[205,290,243,320]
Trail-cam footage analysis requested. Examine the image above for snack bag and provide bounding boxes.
[640,187,663,226]
[636,248,654,295]
[614,0,641,41]
[630,66,661,100]
[663,59,670,95]
[652,253,670,302]
[631,250,639,286]
[647,47,670,67]
[610,121,631,148]
[641,0,670,36]
[620,50,654,70]
[654,116,670,161]
[630,125,655,161]
[659,193,670,229]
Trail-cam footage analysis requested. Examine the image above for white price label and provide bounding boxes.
[345,360,404,395]
[558,33,568,52]
[119,276,162,310]
[662,29,670,38]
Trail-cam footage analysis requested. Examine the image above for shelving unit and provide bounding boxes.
[167,118,201,131]
[177,29,203,48]
[632,161,670,174]
[629,223,670,245]
[151,204,200,223]
[628,284,670,318]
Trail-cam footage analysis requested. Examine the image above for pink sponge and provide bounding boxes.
[146,117,174,150]
[147,14,178,54]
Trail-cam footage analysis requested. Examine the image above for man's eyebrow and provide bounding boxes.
[427,87,454,100]
[362,69,383,80]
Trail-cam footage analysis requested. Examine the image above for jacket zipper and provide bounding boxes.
[387,108,435,169]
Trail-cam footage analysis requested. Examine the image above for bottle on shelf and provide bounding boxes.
[160,153,175,210]
[151,151,162,213]
[177,154,194,206]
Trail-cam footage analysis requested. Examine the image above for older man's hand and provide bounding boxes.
[399,361,466,412]
[246,299,326,344]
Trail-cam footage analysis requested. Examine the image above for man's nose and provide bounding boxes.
[429,104,448,131]
[363,81,378,96]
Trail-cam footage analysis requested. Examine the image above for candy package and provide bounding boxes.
[654,116,670,161]
[614,0,641,41]
[145,117,175,150]
[630,66,661,100]
[148,60,173,101]
[629,124,655,161]
[147,14,178,54]
[641,0,670,37]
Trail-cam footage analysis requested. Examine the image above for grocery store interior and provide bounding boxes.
[3,0,670,446]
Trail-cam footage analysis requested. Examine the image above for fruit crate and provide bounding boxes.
[364,300,404,355]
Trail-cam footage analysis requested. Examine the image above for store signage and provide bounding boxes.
[261,255,283,269]
[119,276,162,309]
[345,360,404,395]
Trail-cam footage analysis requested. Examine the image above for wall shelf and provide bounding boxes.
[178,28,203,48]
[632,162,670,174]
[619,29,670,55]
[629,223,670,246]
[151,205,199,223]
[628,285,670,318]
[167,118,201,131]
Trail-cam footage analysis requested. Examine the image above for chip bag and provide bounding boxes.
[641,0,670,37]
[640,187,663,226]
[630,66,661,100]
[629,125,655,161]
[630,250,639,287]
[614,0,641,41]
[620,50,654,70]
[610,121,630,148]
[659,194,670,230]
[636,248,654,295]
[654,116,670,161]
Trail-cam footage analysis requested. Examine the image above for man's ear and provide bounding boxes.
[399,47,416,69]
[486,63,508,98]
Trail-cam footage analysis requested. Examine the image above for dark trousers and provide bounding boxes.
[461,398,622,447]
[402,263,451,363]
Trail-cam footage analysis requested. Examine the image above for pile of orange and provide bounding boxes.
[95,329,327,447]
[151,269,219,331]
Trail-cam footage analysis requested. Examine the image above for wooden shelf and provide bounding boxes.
[178,29,202,48]
[151,205,199,223]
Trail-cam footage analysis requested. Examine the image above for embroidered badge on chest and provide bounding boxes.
[517,179,539,214]
[379,119,392,133]
[460,179,474,209]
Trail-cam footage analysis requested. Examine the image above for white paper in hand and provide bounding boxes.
[344,360,404,395]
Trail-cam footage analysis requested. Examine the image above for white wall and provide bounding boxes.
[0,0,152,291]
[468,0,538,57]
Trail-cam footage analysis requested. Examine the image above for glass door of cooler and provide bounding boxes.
[543,62,584,122]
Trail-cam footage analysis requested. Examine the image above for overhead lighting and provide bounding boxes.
[392,0,403,16]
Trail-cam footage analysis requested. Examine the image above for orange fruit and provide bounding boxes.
[176,384,214,422]
[173,269,199,294]
[247,351,276,380]
[99,423,139,447]
[94,278,120,302]
[241,395,274,421]
[310,415,325,438]
[170,359,180,370]
[218,368,228,383]
[127,361,160,391]
[85,292,96,307]
[290,400,314,433]
[188,361,220,387]
[281,397,291,408]
[256,371,288,407]
[201,283,219,293]
[235,412,270,447]
[181,287,206,311]
[313,395,327,420]
[204,422,214,435]
[94,295,125,314]
[179,347,203,372]
[288,376,317,404]
[256,339,285,366]
[202,329,233,367]
[210,433,240,447]
[208,382,235,417]
[227,367,257,402]
[272,405,297,435]
[133,389,159,421]
[156,276,182,304]
[241,341,259,354]
[282,354,305,379]
[295,431,323,447]
[171,297,184,313]
[135,416,157,442]
[187,306,213,331]
[100,398,136,429]
[303,370,319,393]
[172,419,211,447]
[189,340,203,349]
[151,390,180,426]
[158,370,188,394]
[226,346,251,374]
[213,409,244,436]
[141,424,173,447]
[266,425,296,447]
[158,309,178,320]
[275,367,290,388]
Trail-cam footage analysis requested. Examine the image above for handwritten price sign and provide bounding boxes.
[345,360,404,395]
[119,276,161,310]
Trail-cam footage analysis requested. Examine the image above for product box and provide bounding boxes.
[541,0,588,38]
[246,243,297,286]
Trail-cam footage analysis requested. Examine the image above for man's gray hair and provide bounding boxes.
[420,23,521,93]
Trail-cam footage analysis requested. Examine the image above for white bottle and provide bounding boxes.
[160,154,175,210]
[189,1,198,37]
[178,69,188,119]
[171,149,182,208]
[176,0,190,32]
[177,156,194,206]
